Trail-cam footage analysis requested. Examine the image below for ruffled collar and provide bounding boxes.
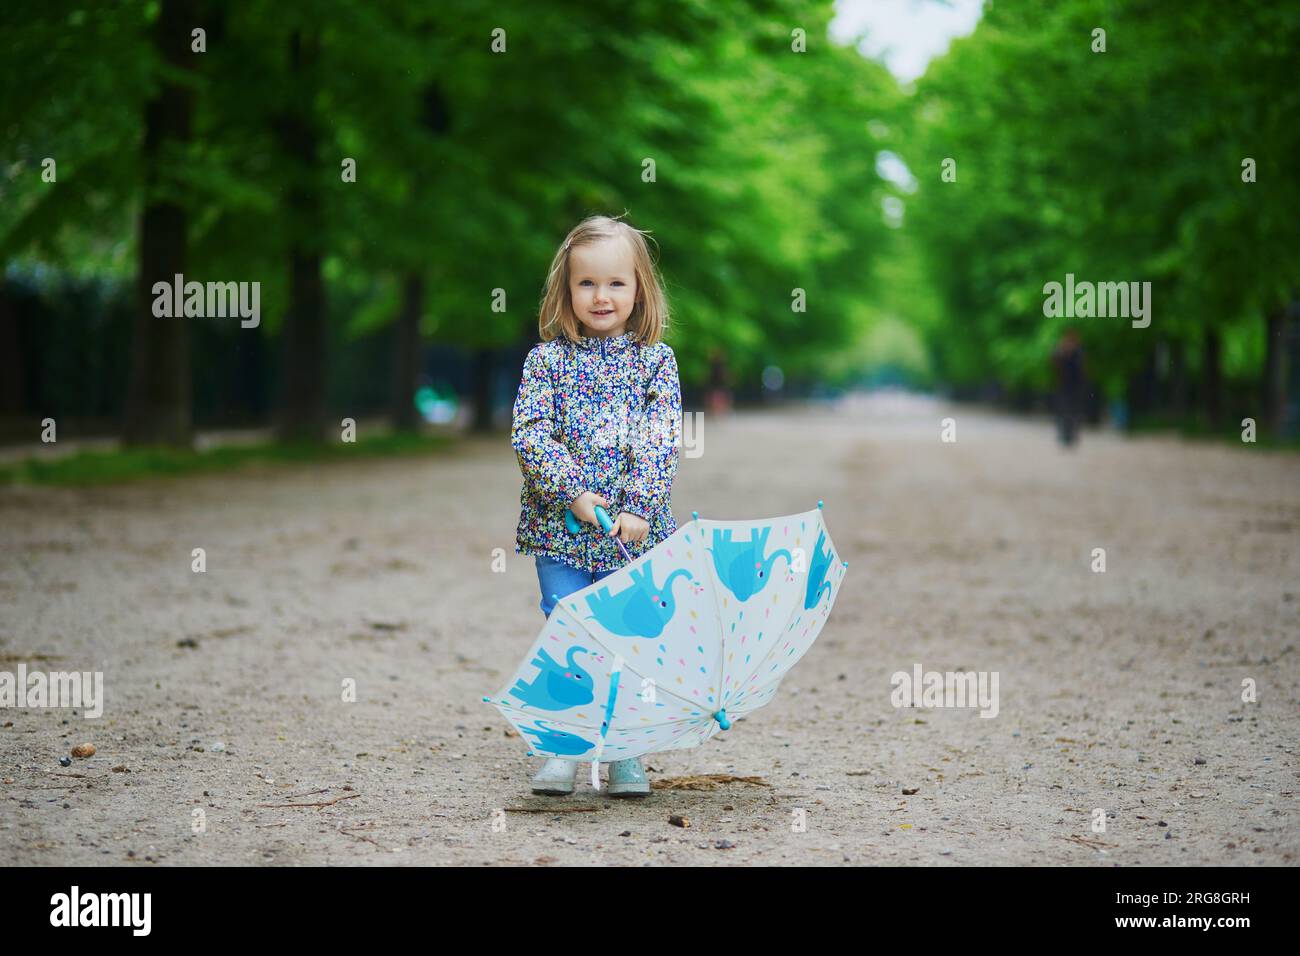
[573,330,638,352]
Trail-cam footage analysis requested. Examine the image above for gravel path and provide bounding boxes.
[2,396,1296,865]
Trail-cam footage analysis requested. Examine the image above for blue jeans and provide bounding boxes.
[535,554,618,617]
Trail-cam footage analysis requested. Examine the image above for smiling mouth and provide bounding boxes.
[592,310,614,316]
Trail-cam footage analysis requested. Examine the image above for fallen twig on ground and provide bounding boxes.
[258,793,361,809]
[653,774,770,791]
[505,805,602,813]
[1061,834,1118,849]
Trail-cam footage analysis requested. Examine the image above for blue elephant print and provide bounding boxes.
[520,720,595,756]
[803,529,834,610]
[585,559,694,638]
[509,646,594,711]
[708,526,791,602]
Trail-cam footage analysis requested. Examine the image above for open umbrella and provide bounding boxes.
[483,500,848,790]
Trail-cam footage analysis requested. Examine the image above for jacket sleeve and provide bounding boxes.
[624,346,682,522]
[511,347,588,506]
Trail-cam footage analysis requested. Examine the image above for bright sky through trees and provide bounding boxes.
[830,0,985,82]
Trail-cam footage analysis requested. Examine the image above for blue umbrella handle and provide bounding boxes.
[564,504,614,535]
[565,504,632,563]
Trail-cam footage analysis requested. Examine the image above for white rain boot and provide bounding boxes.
[605,757,650,797]
[530,758,577,796]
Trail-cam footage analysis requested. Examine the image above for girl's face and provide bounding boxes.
[568,237,638,339]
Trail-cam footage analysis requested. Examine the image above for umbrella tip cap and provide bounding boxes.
[692,510,699,521]
[481,695,490,702]
[817,499,824,509]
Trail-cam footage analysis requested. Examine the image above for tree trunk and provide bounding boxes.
[1202,328,1222,430]
[231,320,267,426]
[275,28,327,443]
[1263,304,1286,434]
[390,274,425,431]
[278,245,326,442]
[1286,313,1300,439]
[1126,346,1158,424]
[1169,338,1188,424]
[385,79,446,434]
[0,278,22,416]
[124,0,197,447]
[471,347,493,432]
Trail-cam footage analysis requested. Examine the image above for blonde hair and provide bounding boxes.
[538,213,670,346]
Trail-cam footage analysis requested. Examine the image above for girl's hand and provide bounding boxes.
[608,511,649,544]
[570,490,611,527]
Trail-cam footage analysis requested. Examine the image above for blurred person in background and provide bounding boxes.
[706,346,732,417]
[1052,328,1086,447]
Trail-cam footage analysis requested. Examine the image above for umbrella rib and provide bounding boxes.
[725,585,801,711]
[739,567,841,712]
[495,697,706,747]
[714,508,819,713]
[549,592,720,724]
[723,552,805,712]
[698,520,731,717]
[725,512,827,711]
[612,654,724,721]
[606,710,715,735]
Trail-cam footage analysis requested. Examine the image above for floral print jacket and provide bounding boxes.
[512,330,681,573]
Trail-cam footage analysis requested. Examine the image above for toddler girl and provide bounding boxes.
[510,214,682,797]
